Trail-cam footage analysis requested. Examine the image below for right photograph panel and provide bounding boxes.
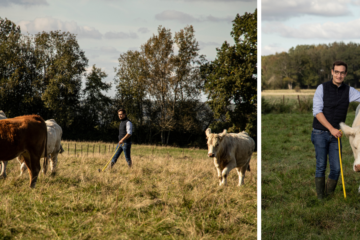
[261,1,360,238]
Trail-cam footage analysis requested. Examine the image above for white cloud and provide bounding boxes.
[352,0,360,5]
[198,41,221,49]
[100,46,120,53]
[104,31,138,39]
[155,10,198,23]
[138,27,150,34]
[262,0,351,21]
[127,47,141,52]
[17,17,102,39]
[0,0,48,7]
[262,44,288,56]
[206,15,233,22]
[155,10,233,23]
[263,19,360,39]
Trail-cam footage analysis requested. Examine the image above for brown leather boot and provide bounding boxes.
[315,177,325,199]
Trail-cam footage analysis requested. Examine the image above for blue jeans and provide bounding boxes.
[311,129,341,180]
[111,142,132,166]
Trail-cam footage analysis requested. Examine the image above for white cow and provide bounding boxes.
[340,104,360,192]
[0,113,64,178]
[0,110,6,119]
[205,128,255,186]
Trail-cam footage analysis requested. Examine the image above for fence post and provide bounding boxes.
[75,144,76,156]
[93,144,95,156]
[68,143,69,155]
[81,145,82,156]
[99,145,100,154]
[297,95,301,108]
[87,145,89,156]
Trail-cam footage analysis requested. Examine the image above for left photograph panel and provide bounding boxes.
[0,1,258,239]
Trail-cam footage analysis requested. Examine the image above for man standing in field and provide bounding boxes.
[312,60,360,199]
[111,109,133,168]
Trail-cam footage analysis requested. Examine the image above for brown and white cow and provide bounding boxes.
[205,128,255,186]
[18,119,64,176]
[0,113,64,178]
[0,111,8,177]
[0,115,48,188]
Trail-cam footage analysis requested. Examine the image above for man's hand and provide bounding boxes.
[119,140,124,145]
[330,128,342,138]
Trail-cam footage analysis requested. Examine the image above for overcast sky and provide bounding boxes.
[0,0,256,98]
[262,0,360,56]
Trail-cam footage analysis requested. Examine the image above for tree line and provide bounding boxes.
[262,42,360,90]
[0,10,257,148]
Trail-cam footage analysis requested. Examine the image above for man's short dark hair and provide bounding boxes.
[332,60,348,73]
[118,109,126,114]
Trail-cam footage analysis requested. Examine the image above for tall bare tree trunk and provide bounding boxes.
[166,130,170,145]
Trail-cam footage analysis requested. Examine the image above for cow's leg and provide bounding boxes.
[50,152,58,174]
[213,158,222,185]
[23,152,41,188]
[17,156,28,177]
[0,161,7,178]
[237,165,248,187]
[221,160,236,186]
[237,157,251,187]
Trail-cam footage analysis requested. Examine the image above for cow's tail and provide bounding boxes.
[247,164,250,172]
[59,144,64,154]
[43,124,48,175]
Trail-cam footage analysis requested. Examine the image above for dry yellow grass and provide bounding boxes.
[261,89,316,96]
[0,143,257,239]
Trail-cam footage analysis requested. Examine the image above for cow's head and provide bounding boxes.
[205,128,227,158]
[340,122,360,172]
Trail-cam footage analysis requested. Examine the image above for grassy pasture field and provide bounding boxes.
[262,88,360,102]
[261,89,315,102]
[262,112,360,239]
[0,142,257,239]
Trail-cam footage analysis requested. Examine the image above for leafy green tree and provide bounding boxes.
[0,18,44,117]
[167,25,205,144]
[114,50,147,126]
[141,26,175,145]
[35,30,88,127]
[83,65,112,127]
[202,9,257,139]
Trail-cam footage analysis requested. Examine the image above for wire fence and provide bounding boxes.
[62,142,117,156]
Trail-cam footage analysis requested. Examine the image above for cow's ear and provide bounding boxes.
[205,128,211,137]
[340,122,356,137]
[219,129,227,138]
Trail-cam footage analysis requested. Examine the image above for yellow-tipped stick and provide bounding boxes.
[100,144,123,172]
[338,130,346,199]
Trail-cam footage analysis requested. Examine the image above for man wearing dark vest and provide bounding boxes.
[312,60,360,199]
[111,109,133,168]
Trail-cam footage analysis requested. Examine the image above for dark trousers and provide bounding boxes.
[111,142,132,166]
[311,129,341,180]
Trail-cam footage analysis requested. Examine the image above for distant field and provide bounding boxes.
[262,89,316,96]
[262,88,360,106]
[262,89,315,103]
[0,142,257,239]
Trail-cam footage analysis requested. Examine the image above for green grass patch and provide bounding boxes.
[1,144,257,239]
[262,113,360,239]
